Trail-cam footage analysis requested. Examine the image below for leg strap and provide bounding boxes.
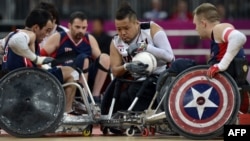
[96,56,110,73]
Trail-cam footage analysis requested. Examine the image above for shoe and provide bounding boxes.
[72,100,87,114]
[63,113,86,123]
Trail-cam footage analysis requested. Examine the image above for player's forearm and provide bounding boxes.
[111,65,127,77]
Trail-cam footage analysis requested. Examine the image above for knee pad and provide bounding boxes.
[96,56,110,73]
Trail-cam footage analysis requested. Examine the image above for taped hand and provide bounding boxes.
[127,42,147,56]
[124,61,149,75]
[207,64,220,78]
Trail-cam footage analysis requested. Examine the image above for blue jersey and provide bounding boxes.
[2,32,36,71]
[1,31,64,83]
[50,32,92,67]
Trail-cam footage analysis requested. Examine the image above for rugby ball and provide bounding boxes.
[132,52,157,74]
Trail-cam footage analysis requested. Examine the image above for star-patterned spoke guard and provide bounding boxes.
[164,65,240,140]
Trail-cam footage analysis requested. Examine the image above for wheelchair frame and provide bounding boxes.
[0,65,249,139]
[99,65,250,139]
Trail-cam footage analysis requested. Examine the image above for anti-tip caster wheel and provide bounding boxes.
[142,128,149,137]
[150,126,156,136]
[82,125,92,136]
[126,127,135,137]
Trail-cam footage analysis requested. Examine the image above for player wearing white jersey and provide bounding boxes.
[103,1,174,112]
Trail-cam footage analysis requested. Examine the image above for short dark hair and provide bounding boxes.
[115,1,137,21]
[36,1,60,25]
[25,8,53,29]
[69,11,87,24]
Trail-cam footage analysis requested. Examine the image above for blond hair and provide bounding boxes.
[193,3,220,22]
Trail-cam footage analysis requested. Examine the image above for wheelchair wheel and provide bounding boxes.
[0,68,65,137]
[157,71,176,111]
[164,65,241,140]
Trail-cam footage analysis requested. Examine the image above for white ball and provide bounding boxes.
[132,52,157,74]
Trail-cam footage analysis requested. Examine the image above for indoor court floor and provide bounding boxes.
[0,136,224,141]
[0,126,224,141]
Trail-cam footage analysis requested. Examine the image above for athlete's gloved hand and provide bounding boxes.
[124,61,149,75]
[127,42,147,56]
[32,56,55,65]
[207,64,220,78]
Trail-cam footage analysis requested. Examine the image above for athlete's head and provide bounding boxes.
[35,1,60,25]
[193,3,220,39]
[115,1,140,44]
[25,8,53,43]
[92,16,105,35]
[68,11,88,41]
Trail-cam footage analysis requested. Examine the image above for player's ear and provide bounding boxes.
[32,24,40,32]
[201,19,207,28]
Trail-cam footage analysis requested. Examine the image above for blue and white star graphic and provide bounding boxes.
[168,70,235,133]
[184,85,219,120]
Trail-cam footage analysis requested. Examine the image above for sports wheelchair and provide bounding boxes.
[0,67,99,137]
[99,62,250,140]
[0,62,249,140]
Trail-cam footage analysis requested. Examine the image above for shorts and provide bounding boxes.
[47,67,64,84]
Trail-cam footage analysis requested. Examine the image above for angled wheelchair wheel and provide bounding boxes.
[156,71,177,111]
[164,65,240,140]
[0,67,65,137]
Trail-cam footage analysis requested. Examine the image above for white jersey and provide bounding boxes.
[113,21,169,74]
